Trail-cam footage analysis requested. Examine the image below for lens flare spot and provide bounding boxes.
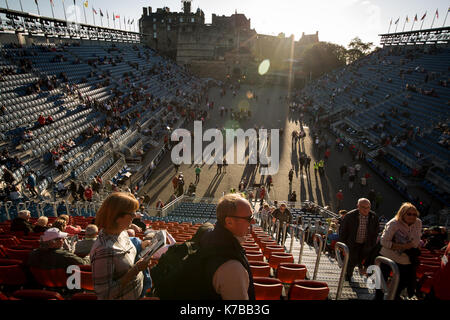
[258,59,270,75]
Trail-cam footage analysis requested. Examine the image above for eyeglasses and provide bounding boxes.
[228,214,255,223]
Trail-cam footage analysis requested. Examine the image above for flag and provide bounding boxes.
[35,0,38,5]
[83,0,88,7]
[414,14,418,22]
[93,8,97,15]
[115,15,120,19]
[389,18,392,25]
[394,17,399,24]
[435,9,439,19]
[421,12,426,20]
[406,15,409,23]
[127,19,130,24]
[73,0,76,5]
[50,0,54,6]
[100,9,103,17]
[131,19,134,24]
[107,11,109,19]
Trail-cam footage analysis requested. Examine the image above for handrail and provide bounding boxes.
[374,256,400,300]
[334,242,350,300]
[281,221,287,245]
[312,233,323,280]
[288,224,295,253]
[161,194,185,217]
[297,226,305,264]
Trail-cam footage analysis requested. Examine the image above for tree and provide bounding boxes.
[346,37,374,64]
[302,41,347,79]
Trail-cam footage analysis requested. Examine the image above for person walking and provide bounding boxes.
[336,190,344,210]
[376,203,422,300]
[288,168,294,185]
[340,164,347,180]
[195,166,201,184]
[271,203,293,245]
[339,198,379,282]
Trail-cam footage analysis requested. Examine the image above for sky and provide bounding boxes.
[2,0,449,48]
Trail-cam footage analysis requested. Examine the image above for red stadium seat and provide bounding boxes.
[245,252,264,262]
[0,259,28,286]
[242,244,260,252]
[253,277,283,300]
[4,247,32,264]
[416,264,440,280]
[0,236,20,247]
[268,253,294,270]
[259,240,278,251]
[11,289,64,300]
[17,239,40,249]
[263,245,285,259]
[288,280,329,300]
[0,291,9,300]
[0,245,7,258]
[249,261,271,277]
[30,268,68,288]
[276,263,307,284]
[71,292,97,300]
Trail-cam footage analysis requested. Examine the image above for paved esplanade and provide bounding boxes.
[141,83,415,220]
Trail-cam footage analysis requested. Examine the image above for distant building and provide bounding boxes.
[139,1,319,82]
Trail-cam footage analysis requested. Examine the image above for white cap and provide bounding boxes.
[41,228,68,242]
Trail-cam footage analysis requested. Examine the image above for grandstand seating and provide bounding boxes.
[300,45,450,205]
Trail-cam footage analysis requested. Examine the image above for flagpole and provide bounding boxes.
[50,1,55,19]
[19,0,24,11]
[388,19,392,33]
[444,9,449,27]
[402,17,407,32]
[74,0,78,24]
[83,3,87,24]
[36,1,41,16]
[62,0,67,22]
[5,0,9,9]
[411,18,416,31]
[92,9,95,26]
[420,12,426,30]
[394,19,399,33]
[430,11,436,29]
[107,12,110,28]
[119,16,122,30]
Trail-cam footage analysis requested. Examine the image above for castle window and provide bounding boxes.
[167,25,171,31]
[153,32,157,39]
[180,17,184,22]
[191,18,195,23]
[153,24,156,30]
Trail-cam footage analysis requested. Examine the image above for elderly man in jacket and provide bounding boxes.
[339,198,379,281]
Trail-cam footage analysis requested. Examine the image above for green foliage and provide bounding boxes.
[302,41,347,78]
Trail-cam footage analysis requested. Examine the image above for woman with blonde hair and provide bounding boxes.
[376,202,422,300]
[90,192,150,300]
[33,216,49,233]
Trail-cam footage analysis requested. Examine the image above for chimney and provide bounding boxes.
[143,7,148,16]
[148,7,152,14]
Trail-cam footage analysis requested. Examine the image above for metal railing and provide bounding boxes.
[374,256,400,300]
[334,242,350,300]
[312,233,323,280]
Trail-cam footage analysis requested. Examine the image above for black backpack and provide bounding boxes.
[150,241,211,300]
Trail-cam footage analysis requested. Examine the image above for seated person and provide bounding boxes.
[132,212,147,232]
[10,209,33,235]
[28,228,90,269]
[33,216,50,233]
[74,224,98,258]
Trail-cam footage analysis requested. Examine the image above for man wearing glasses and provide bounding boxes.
[339,198,379,282]
[271,203,292,245]
[198,193,256,300]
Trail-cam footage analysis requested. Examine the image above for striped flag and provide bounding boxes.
[435,9,439,19]
[421,12,427,20]
[414,14,418,22]
[50,0,54,6]
[93,7,97,15]
[405,15,409,23]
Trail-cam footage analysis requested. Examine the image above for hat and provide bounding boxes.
[41,228,68,242]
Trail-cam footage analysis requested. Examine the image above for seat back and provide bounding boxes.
[11,289,64,300]
[263,245,285,259]
[0,259,28,286]
[268,253,294,270]
[245,252,264,262]
[30,267,68,288]
[71,292,97,300]
[253,277,283,300]
[288,280,329,300]
[5,248,32,263]
[249,261,271,278]
[277,263,307,284]
[0,237,20,247]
